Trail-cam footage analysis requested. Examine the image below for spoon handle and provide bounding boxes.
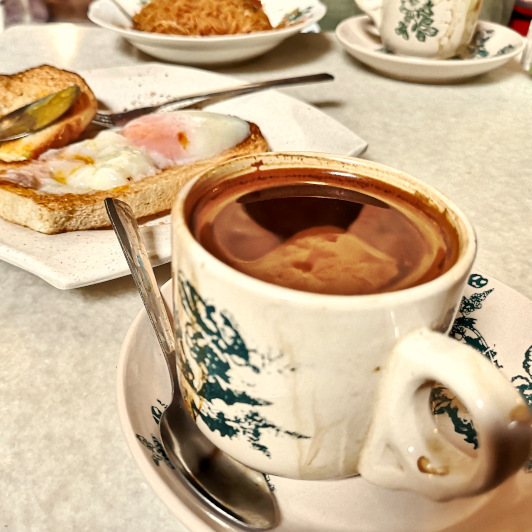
[105,198,278,530]
[93,72,334,127]
[104,198,178,383]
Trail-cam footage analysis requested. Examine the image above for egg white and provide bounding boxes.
[3,111,252,194]
[122,111,251,167]
[39,131,158,193]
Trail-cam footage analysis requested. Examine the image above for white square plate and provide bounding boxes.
[0,63,367,289]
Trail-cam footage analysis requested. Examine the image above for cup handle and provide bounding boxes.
[358,329,532,501]
[354,0,383,28]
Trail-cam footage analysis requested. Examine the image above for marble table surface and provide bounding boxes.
[0,22,531,532]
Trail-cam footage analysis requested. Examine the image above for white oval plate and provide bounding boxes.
[117,271,532,531]
[88,0,327,65]
[336,16,526,83]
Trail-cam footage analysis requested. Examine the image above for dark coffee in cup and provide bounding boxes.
[188,166,459,295]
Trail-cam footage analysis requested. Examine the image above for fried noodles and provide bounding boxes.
[132,0,278,36]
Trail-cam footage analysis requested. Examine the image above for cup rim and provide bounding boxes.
[172,152,477,307]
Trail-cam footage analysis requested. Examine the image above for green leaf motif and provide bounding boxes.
[136,433,175,470]
[281,6,313,26]
[176,273,309,457]
[496,44,516,56]
[433,283,497,449]
[396,22,409,40]
[436,275,532,473]
[394,0,439,43]
[512,346,532,413]
[432,386,478,448]
[466,29,493,58]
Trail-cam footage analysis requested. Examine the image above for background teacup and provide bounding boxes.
[171,152,531,501]
[354,0,483,58]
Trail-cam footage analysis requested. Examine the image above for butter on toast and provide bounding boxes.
[0,65,98,163]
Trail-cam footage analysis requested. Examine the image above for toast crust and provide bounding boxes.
[0,65,98,162]
[0,123,270,234]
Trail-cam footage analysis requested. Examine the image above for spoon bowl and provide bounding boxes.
[105,198,278,530]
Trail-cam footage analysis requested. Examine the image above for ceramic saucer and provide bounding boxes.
[336,16,526,83]
[117,271,532,531]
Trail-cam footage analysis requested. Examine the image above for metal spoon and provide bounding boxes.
[92,73,334,128]
[105,198,278,530]
[0,85,80,142]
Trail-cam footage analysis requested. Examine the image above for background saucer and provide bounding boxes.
[336,16,526,83]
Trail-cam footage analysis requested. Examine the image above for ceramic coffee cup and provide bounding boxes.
[171,152,531,501]
[354,0,483,59]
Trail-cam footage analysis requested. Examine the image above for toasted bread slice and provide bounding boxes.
[0,65,98,162]
[0,122,269,234]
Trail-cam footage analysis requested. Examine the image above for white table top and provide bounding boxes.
[0,22,531,532]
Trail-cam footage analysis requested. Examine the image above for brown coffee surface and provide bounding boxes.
[190,168,459,295]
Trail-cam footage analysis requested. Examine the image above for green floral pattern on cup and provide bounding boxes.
[176,273,309,458]
[395,0,439,42]
[134,271,532,475]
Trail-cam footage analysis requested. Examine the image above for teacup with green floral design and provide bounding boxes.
[355,0,483,59]
[170,152,532,502]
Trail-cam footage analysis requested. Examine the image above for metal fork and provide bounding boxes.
[92,73,333,128]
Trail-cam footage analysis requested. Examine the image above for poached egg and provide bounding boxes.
[0,111,251,194]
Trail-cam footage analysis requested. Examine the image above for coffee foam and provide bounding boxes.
[229,225,399,295]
